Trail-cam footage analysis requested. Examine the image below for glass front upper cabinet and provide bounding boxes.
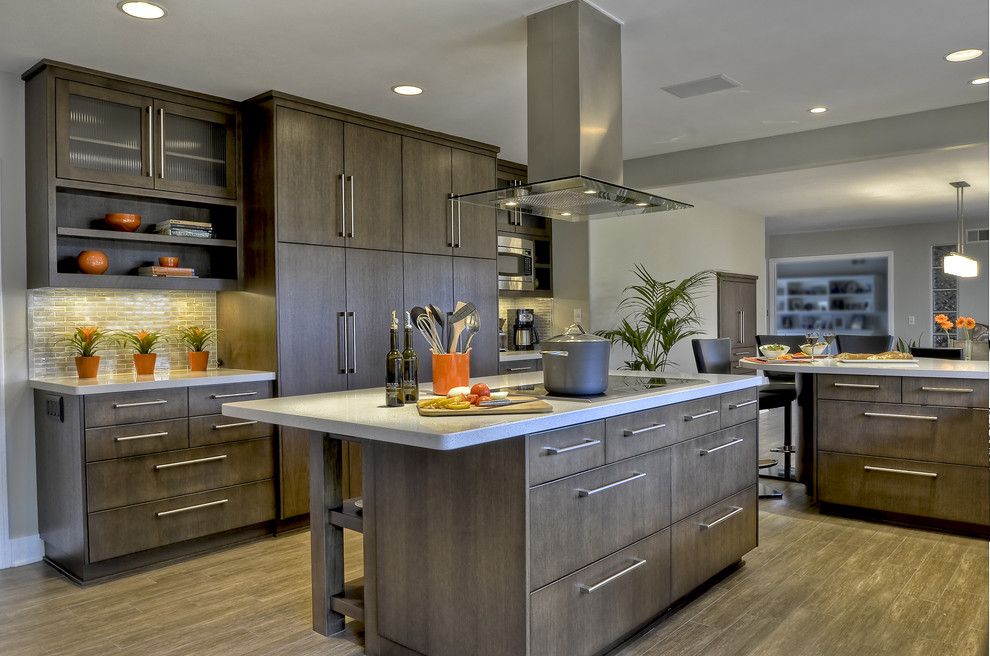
[154,100,237,198]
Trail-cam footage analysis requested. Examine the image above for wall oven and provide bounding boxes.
[497,235,535,291]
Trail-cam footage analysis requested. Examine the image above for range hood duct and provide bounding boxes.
[452,0,690,221]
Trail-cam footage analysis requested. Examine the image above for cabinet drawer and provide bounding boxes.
[528,421,605,486]
[498,359,542,375]
[731,348,757,375]
[676,397,723,440]
[86,437,274,512]
[671,486,757,600]
[85,418,189,462]
[720,388,759,428]
[84,388,188,428]
[901,377,989,409]
[818,452,990,526]
[604,405,679,463]
[818,400,989,467]
[189,414,273,447]
[817,374,900,403]
[530,528,671,656]
[529,448,670,590]
[671,421,757,522]
[88,480,275,562]
[187,381,272,416]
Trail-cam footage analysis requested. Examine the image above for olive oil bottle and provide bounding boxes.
[385,310,403,407]
[401,310,419,404]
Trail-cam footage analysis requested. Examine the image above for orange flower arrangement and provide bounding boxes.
[935,314,978,340]
[934,314,954,333]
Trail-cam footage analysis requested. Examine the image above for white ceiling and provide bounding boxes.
[0,0,987,164]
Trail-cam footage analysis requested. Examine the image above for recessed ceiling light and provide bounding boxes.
[808,106,828,114]
[971,77,990,85]
[583,189,597,195]
[945,49,983,62]
[117,1,166,19]
[560,212,572,217]
[504,201,518,207]
[392,85,423,96]
[635,202,648,207]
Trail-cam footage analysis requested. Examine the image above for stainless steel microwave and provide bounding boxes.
[497,235,535,291]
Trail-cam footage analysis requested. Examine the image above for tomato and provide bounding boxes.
[464,394,479,405]
[470,383,490,397]
[475,395,492,406]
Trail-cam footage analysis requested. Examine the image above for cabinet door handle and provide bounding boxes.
[146,105,153,177]
[833,383,880,389]
[156,498,228,517]
[699,506,744,529]
[154,454,227,470]
[684,409,719,422]
[729,399,758,409]
[456,200,462,248]
[157,107,165,178]
[578,558,647,594]
[338,311,348,374]
[623,423,666,437]
[864,412,938,422]
[699,438,744,456]
[210,391,258,399]
[543,438,601,455]
[339,174,347,238]
[576,472,646,497]
[740,310,746,344]
[920,386,974,393]
[506,366,534,372]
[213,421,259,430]
[348,175,355,238]
[448,197,455,247]
[113,399,168,409]
[348,311,357,374]
[115,431,168,443]
[864,465,938,479]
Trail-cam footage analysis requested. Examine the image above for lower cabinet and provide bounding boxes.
[498,357,542,376]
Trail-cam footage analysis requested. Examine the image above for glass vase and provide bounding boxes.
[950,338,973,361]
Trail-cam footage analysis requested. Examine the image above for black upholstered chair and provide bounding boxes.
[910,346,962,360]
[835,334,894,354]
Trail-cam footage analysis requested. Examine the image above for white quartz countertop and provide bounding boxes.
[738,356,989,379]
[223,370,764,451]
[29,369,276,395]
[499,350,542,362]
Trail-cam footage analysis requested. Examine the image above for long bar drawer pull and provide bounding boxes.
[864,465,938,479]
[506,366,534,372]
[623,423,666,437]
[576,472,646,497]
[156,498,228,517]
[920,386,974,394]
[864,412,938,422]
[154,454,227,470]
[113,399,168,408]
[544,438,601,455]
[699,438,744,456]
[213,421,259,430]
[210,391,259,399]
[699,506,744,529]
[115,431,169,443]
[729,399,758,409]
[578,558,647,593]
[684,409,719,422]
[832,383,880,389]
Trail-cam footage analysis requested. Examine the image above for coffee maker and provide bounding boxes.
[512,308,539,350]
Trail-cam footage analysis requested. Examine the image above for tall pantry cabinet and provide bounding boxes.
[219,92,499,522]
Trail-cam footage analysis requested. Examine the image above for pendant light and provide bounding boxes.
[943,181,978,278]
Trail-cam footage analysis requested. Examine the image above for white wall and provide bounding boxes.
[588,194,767,372]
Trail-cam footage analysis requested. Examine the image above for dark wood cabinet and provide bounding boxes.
[154,99,238,199]
[403,137,453,255]
[403,253,454,382]
[451,149,496,259]
[345,248,404,390]
[454,257,499,376]
[717,272,758,374]
[344,124,403,251]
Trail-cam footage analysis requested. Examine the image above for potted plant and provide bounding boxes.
[177,325,219,371]
[60,326,110,378]
[938,313,977,360]
[117,329,164,375]
[597,266,712,371]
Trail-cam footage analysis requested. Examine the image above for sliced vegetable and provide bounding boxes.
[489,391,509,400]
[447,386,472,397]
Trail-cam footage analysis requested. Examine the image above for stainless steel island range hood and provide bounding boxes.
[452,0,690,221]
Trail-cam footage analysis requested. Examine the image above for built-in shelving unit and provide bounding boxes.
[775,275,887,335]
[57,227,236,249]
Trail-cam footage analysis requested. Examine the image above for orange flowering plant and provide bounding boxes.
[59,326,111,357]
[116,329,164,354]
[956,315,977,340]
[177,326,219,352]
[934,313,954,335]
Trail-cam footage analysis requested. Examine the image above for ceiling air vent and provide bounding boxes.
[661,74,741,99]
[967,228,989,243]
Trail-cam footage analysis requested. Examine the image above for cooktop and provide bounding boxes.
[498,374,706,403]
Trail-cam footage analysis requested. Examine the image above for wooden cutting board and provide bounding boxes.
[417,395,553,417]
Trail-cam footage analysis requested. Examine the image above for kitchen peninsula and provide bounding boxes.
[223,371,764,656]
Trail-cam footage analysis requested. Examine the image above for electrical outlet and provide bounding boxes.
[573,308,583,324]
[45,395,64,422]
[908,316,916,326]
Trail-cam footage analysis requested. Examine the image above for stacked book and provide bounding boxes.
[154,219,215,239]
[138,266,197,278]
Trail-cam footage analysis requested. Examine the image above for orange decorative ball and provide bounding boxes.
[105,213,141,232]
[77,250,109,275]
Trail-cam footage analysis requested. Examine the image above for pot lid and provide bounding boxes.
[545,323,610,344]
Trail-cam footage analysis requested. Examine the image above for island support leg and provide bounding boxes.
[310,432,345,635]
[796,372,817,500]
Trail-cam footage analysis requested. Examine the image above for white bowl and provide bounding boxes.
[759,345,790,359]
[800,343,827,356]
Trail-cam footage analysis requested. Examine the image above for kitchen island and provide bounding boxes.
[739,357,989,533]
[223,371,764,656]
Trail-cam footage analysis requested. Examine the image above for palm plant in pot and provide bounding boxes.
[177,325,219,371]
[61,326,111,378]
[597,266,712,371]
[117,329,164,375]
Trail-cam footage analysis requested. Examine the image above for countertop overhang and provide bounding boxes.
[29,369,276,395]
[738,356,989,379]
[222,370,764,451]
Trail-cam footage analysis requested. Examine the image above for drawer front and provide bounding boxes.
[530,528,671,656]
[671,421,757,522]
[189,414,273,447]
[88,480,275,562]
[731,348,757,375]
[817,374,900,403]
[818,451,990,526]
[818,400,989,467]
[84,388,188,428]
[529,448,670,590]
[528,421,605,486]
[85,418,189,462]
[498,359,542,375]
[604,405,680,463]
[671,486,757,600]
[87,437,274,512]
[187,381,272,417]
[901,377,989,409]
[719,388,759,428]
[676,397,723,441]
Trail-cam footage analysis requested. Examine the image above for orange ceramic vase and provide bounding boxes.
[105,213,141,232]
[74,355,100,379]
[77,250,109,275]
[188,351,209,371]
[133,353,157,375]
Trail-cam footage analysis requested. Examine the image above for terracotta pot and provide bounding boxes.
[74,355,101,379]
[105,213,141,232]
[133,353,158,375]
[77,250,109,275]
[159,256,180,267]
[188,350,209,371]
